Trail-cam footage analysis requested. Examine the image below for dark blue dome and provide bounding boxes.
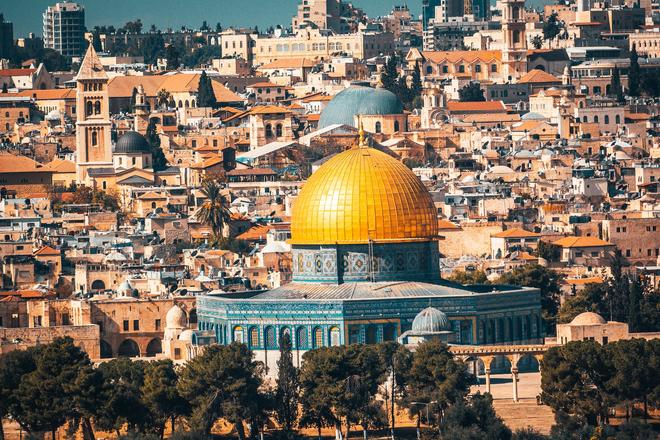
[318,86,404,129]
[114,131,150,154]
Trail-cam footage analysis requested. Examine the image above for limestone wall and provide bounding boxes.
[0,324,100,358]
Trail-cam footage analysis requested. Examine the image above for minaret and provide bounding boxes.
[75,44,113,185]
[133,85,149,134]
[501,0,527,82]
[558,90,571,139]
[561,65,572,87]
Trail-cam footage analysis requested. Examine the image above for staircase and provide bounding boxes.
[492,398,555,434]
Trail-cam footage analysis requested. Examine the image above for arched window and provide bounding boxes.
[4,112,8,117]
[313,327,323,348]
[280,327,292,345]
[593,115,599,123]
[185,100,189,108]
[91,130,98,146]
[329,326,340,346]
[296,327,308,349]
[249,327,259,348]
[265,124,273,137]
[86,101,93,116]
[615,115,620,124]
[604,115,609,124]
[375,121,382,133]
[178,100,183,108]
[191,99,196,107]
[132,157,136,166]
[94,100,101,114]
[583,116,588,123]
[233,326,244,343]
[426,65,433,75]
[394,121,400,132]
[275,123,283,137]
[265,326,276,349]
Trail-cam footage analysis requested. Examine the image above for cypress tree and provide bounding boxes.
[197,71,217,108]
[146,119,167,172]
[275,333,299,435]
[628,44,641,97]
[611,66,623,102]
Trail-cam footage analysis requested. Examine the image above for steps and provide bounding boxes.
[492,398,555,434]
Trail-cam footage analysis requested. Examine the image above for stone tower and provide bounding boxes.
[501,0,527,82]
[133,84,149,134]
[75,44,112,185]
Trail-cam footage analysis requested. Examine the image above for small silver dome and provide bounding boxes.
[412,307,451,333]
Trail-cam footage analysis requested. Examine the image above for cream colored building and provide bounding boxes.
[629,29,660,59]
[254,28,394,65]
[556,312,660,345]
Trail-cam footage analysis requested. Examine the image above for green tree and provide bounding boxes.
[141,360,189,439]
[95,358,149,435]
[531,35,544,50]
[497,265,561,333]
[146,119,168,171]
[536,240,560,262]
[447,270,489,285]
[12,338,90,438]
[611,66,623,102]
[156,89,171,109]
[628,44,641,97]
[512,427,547,440]
[0,348,37,440]
[458,82,485,102]
[405,339,471,430]
[540,341,611,426]
[177,343,264,439]
[274,333,300,435]
[542,13,562,43]
[92,30,103,52]
[196,71,217,108]
[440,393,511,440]
[197,179,231,238]
[165,44,180,70]
[69,364,106,440]
[380,55,399,94]
[299,348,343,439]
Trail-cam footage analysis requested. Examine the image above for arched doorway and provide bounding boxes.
[100,340,113,358]
[516,354,540,373]
[117,339,140,357]
[91,280,106,291]
[188,308,197,325]
[146,338,162,357]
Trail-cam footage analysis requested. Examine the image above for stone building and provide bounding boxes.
[556,311,660,345]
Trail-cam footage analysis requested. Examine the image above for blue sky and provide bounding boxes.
[5,0,416,37]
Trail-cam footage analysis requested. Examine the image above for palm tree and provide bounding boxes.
[198,180,231,238]
[157,89,172,109]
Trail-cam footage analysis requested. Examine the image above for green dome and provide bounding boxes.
[114,131,150,154]
[319,86,404,129]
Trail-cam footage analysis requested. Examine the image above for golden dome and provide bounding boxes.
[291,146,438,245]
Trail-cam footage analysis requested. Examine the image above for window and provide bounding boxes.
[275,123,283,137]
[426,65,433,74]
[250,327,259,347]
[329,326,340,346]
[265,124,273,137]
[615,115,620,124]
[375,121,382,133]
[442,65,448,73]
[604,115,609,124]
[313,327,323,348]
[94,101,101,114]
[91,130,98,146]
[593,115,599,123]
[475,64,481,73]
[458,65,465,73]
[133,320,140,331]
[491,64,497,72]
[233,326,244,343]
[123,320,129,331]
[626,249,631,257]
[394,121,400,132]
[155,319,161,331]
[602,336,608,345]
[62,314,69,325]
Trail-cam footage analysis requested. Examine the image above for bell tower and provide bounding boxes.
[75,44,113,185]
[501,0,527,82]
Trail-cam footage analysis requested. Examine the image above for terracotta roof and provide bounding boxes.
[491,228,541,238]
[46,158,76,173]
[0,68,36,77]
[306,113,321,122]
[191,155,224,169]
[463,113,520,123]
[259,58,316,69]
[249,105,292,115]
[552,236,614,248]
[625,112,650,121]
[437,219,460,230]
[13,89,76,100]
[236,224,272,241]
[447,100,506,113]
[34,245,59,256]
[108,74,243,103]
[513,120,553,132]
[518,69,562,84]
[421,50,501,64]
[566,276,604,285]
[247,81,280,88]
[0,154,53,173]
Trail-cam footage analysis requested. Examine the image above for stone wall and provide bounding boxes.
[440,222,503,258]
[0,324,100,358]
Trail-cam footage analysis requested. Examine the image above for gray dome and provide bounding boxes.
[521,112,546,121]
[318,86,404,129]
[412,307,451,333]
[114,131,150,154]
